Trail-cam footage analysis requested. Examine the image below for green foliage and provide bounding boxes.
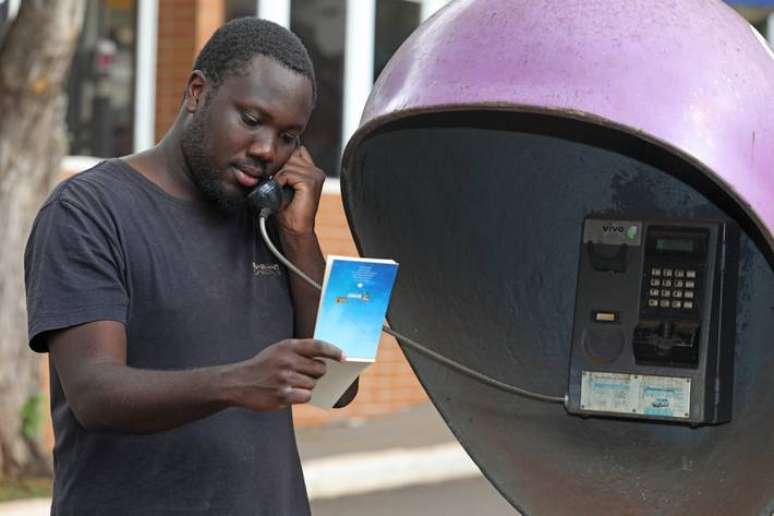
[20,393,43,440]
[0,477,52,502]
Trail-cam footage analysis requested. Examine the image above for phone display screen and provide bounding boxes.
[646,227,708,259]
[655,238,695,253]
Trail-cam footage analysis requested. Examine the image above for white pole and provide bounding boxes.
[768,12,774,47]
[133,0,158,152]
[342,0,375,146]
[8,0,20,18]
[258,0,291,28]
[420,0,449,22]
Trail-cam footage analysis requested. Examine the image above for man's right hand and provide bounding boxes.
[223,339,343,411]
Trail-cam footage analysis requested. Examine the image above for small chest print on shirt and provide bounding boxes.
[252,262,282,277]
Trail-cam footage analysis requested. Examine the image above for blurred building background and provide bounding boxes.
[3,0,774,434]
[51,0,774,172]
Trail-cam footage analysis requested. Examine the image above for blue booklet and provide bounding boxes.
[310,255,399,408]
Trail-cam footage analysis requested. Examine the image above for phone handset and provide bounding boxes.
[246,177,294,218]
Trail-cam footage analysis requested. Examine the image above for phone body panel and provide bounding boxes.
[566,216,739,425]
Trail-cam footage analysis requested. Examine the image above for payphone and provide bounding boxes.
[566,217,739,425]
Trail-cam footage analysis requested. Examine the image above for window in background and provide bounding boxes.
[733,6,773,39]
[291,0,345,177]
[374,0,420,81]
[226,0,257,21]
[67,0,136,158]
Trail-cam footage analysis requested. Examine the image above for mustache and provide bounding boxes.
[232,160,269,177]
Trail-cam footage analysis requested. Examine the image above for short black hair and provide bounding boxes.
[193,17,317,102]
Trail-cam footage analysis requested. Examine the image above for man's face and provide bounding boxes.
[181,55,314,212]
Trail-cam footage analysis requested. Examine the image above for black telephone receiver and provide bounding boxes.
[247,139,302,217]
[246,177,294,217]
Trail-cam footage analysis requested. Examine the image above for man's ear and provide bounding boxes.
[184,70,208,112]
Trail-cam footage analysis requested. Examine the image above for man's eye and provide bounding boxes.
[282,133,299,145]
[240,112,260,127]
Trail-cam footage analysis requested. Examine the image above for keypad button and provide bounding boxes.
[672,300,682,308]
[685,280,695,288]
[686,270,696,278]
[663,279,672,287]
[661,289,671,298]
[651,268,662,276]
[675,269,685,278]
[650,278,661,287]
[649,288,660,296]
[648,299,659,307]
[675,280,684,288]
[673,290,683,298]
[660,300,670,308]
[684,291,694,299]
[683,301,694,309]
[663,269,673,277]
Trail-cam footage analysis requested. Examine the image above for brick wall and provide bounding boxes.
[155,0,224,142]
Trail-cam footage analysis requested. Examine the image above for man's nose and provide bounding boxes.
[247,132,276,164]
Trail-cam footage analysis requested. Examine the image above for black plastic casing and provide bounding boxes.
[566,217,739,425]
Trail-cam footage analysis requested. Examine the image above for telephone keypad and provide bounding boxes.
[644,264,701,312]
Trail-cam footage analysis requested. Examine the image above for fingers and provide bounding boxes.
[296,356,328,378]
[297,145,314,164]
[275,145,323,182]
[290,339,343,361]
[282,387,313,405]
[281,343,338,402]
[284,370,317,391]
[244,339,342,410]
[274,163,325,188]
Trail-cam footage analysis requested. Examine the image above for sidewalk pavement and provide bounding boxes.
[0,403,482,515]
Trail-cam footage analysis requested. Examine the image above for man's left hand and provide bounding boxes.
[273,145,325,237]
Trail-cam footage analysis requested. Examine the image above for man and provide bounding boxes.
[24,18,355,515]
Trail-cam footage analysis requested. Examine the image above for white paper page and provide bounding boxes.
[310,358,373,409]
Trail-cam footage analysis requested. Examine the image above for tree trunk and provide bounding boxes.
[0,0,85,478]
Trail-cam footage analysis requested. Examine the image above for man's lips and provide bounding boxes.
[232,166,262,188]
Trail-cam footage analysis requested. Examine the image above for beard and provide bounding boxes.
[180,102,246,214]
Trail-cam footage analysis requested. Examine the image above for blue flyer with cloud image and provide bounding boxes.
[311,255,399,408]
[314,256,399,359]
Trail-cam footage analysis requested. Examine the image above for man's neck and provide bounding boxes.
[124,134,202,201]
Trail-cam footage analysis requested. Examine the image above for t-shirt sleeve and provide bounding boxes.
[25,194,129,352]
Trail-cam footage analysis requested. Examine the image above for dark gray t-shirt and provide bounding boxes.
[24,159,310,516]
